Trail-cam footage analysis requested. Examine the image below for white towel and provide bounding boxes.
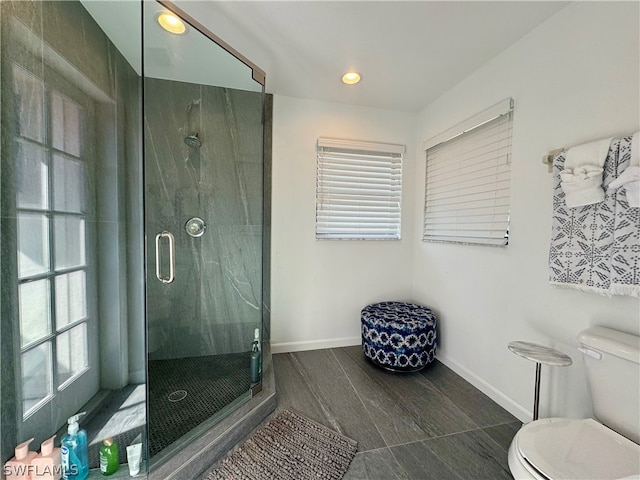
[560,137,612,207]
[560,166,605,206]
[609,165,640,207]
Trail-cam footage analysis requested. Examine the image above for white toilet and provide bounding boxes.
[508,326,640,480]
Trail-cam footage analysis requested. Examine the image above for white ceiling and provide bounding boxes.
[82,1,569,112]
[176,1,569,112]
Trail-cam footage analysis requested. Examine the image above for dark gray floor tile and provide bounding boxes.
[290,349,387,451]
[483,421,522,452]
[331,348,432,446]
[273,353,328,425]
[343,448,408,480]
[424,429,513,480]
[390,441,463,480]
[339,346,477,439]
[420,360,517,427]
[274,347,521,479]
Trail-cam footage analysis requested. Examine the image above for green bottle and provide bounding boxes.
[99,438,119,476]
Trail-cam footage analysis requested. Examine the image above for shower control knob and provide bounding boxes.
[185,217,206,237]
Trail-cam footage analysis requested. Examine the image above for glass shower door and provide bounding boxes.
[143,1,265,462]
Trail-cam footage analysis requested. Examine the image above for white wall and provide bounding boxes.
[413,1,640,421]
[271,96,417,353]
[270,1,639,424]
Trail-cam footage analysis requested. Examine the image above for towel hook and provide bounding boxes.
[542,147,565,173]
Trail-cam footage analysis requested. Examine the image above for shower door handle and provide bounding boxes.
[155,231,175,284]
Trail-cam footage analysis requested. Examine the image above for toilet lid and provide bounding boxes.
[518,418,640,480]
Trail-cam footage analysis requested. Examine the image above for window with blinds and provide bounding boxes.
[423,99,513,246]
[316,138,404,240]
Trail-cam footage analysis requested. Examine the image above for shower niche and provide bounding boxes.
[0,0,270,475]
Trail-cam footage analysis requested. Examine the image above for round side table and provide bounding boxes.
[508,341,572,421]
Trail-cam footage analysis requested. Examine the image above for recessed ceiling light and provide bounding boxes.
[342,71,361,85]
[156,11,187,35]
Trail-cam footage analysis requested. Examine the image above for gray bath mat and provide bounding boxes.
[206,409,358,480]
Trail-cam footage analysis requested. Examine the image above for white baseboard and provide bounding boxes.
[271,336,361,354]
[436,353,531,423]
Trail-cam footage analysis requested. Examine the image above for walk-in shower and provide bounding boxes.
[0,0,270,476]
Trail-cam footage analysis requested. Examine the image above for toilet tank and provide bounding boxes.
[578,326,640,444]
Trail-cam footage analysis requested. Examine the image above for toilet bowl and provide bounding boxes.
[508,327,640,480]
[508,417,640,479]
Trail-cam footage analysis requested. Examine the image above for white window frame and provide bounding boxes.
[422,98,514,247]
[316,138,404,240]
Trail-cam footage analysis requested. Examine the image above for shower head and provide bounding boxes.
[184,133,202,149]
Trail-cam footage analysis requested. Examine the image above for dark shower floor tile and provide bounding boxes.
[148,353,251,458]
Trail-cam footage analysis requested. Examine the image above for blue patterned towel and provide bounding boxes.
[549,136,639,297]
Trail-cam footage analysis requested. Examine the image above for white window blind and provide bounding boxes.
[423,99,513,246]
[316,138,404,240]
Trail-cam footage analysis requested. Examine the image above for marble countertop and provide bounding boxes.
[508,341,573,366]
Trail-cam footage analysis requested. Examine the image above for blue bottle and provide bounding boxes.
[61,412,89,480]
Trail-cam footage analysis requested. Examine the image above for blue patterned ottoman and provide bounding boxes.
[361,301,437,372]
